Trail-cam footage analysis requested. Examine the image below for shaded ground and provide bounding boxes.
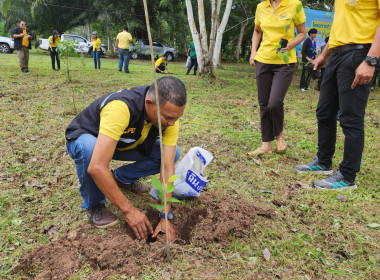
[13,194,273,279]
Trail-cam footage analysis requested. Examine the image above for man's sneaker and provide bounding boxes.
[294,157,333,174]
[313,170,357,190]
[300,88,306,92]
[86,204,118,228]
[112,171,149,194]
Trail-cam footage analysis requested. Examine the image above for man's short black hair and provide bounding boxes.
[308,28,318,35]
[162,53,168,58]
[123,26,128,31]
[147,76,187,107]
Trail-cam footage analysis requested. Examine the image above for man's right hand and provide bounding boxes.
[123,206,153,240]
[249,51,257,66]
[313,54,328,70]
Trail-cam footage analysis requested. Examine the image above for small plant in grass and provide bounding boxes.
[71,89,84,114]
[57,40,79,81]
[149,175,181,212]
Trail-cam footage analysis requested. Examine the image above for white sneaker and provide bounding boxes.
[301,88,306,92]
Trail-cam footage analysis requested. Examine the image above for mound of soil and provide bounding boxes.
[14,194,273,279]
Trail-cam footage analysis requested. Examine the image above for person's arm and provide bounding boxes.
[351,21,380,88]
[114,38,119,51]
[130,36,135,46]
[87,133,153,240]
[187,48,190,56]
[281,23,307,53]
[166,65,170,74]
[249,24,262,66]
[12,28,24,39]
[151,144,177,243]
[27,30,34,40]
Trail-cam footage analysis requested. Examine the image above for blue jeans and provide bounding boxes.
[93,50,101,69]
[66,134,181,209]
[118,48,130,72]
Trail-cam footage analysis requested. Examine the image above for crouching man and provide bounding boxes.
[65,76,186,242]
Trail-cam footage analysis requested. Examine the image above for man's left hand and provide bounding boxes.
[351,61,375,89]
[152,219,176,243]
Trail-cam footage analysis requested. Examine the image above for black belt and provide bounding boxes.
[330,44,371,56]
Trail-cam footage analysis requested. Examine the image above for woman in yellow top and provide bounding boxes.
[92,31,101,70]
[48,30,60,71]
[245,0,307,157]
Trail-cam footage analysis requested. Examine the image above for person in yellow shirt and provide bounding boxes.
[245,0,307,157]
[155,53,171,74]
[92,31,101,70]
[48,30,60,71]
[65,76,187,243]
[11,20,34,72]
[114,27,135,73]
[295,0,380,190]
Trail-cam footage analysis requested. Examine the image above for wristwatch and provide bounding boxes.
[364,56,379,67]
[159,211,173,220]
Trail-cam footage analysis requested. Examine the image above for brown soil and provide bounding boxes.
[13,194,273,279]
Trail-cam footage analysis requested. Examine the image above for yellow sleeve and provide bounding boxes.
[254,5,260,26]
[48,36,53,45]
[162,120,179,146]
[99,100,130,141]
[294,1,306,25]
[155,58,162,67]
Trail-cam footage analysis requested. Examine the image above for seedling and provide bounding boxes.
[149,175,181,212]
[57,40,79,81]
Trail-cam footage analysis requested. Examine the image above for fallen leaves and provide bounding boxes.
[263,248,271,261]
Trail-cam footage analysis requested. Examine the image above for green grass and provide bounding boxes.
[0,49,379,279]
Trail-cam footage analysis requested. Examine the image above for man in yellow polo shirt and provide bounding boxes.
[11,20,34,72]
[155,53,171,74]
[65,76,186,243]
[295,0,380,190]
[114,27,135,73]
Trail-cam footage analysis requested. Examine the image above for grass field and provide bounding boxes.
[0,49,379,279]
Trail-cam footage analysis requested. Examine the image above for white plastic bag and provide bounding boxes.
[150,147,213,199]
[186,56,191,68]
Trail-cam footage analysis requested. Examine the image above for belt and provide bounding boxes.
[330,44,371,56]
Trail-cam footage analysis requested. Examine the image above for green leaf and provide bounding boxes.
[151,176,163,199]
[120,275,128,279]
[168,174,178,183]
[367,223,380,229]
[274,44,281,49]
[166,184,175,193]
[296,4,302,13]
[286,51,292,57]
[283,55,289,64]
[149,203,165,212]
[277,52,284,59]
[326,269,346,275]
[285,24,291,32]
[167,197,181,203]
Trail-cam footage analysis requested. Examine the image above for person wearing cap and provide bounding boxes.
[92,31,101,70]
[294,0,380,190]
[246,0,307,157]
[65,76,187,243]
[155,53,171,74]
[11,20,34,73]
[114,27,135,73]
[48,30,60,71]
[300,28,318,91]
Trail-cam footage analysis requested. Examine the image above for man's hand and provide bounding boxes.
[249,51,257,66]
[312,54,328,70]
[123,206,153,240]
[351,61,375,89]
[152,219,176,243]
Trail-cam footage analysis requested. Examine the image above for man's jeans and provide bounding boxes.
[118,48,130,72]
[66,134,180,209]
[93,50,101,69]
[316,48,371,182]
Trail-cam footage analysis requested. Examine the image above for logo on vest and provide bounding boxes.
[124,127,136,134]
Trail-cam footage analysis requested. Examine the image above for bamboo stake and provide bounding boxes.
[142,0,170,261]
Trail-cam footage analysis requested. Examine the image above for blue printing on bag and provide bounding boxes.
[196,151,206,165]
[185,170,206,193]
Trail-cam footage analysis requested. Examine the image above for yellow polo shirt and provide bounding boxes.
[155,57,167,68]
[99,100,179,150]
[22,29,29,48]
[254,0,306,64]
[116,31,133,49]
[48,36,60,47]
[93,38,101,51]
[329,0,380,49]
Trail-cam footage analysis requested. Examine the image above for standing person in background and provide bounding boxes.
[300,28,318,91]
[245,0,307,157]
[295,0,380,190]
[114,27,135,73]
[186,41,198,75]
[92,31,101,70]
[155,53,171,74]
[11,20,34,73]
[317,36,329,91]
[48,30,60,71]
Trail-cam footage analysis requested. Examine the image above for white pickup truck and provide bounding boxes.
[0,36,15,53]
[38,34,106,55]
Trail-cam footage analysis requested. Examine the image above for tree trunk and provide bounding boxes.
[235,21,248,61]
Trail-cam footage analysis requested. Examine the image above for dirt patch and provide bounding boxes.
[13,194,273,279]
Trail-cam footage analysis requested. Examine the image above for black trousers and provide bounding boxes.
[300,63,311,89]
[255,61,296,142]
[316,48,371,182]
[50,47,60,70]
